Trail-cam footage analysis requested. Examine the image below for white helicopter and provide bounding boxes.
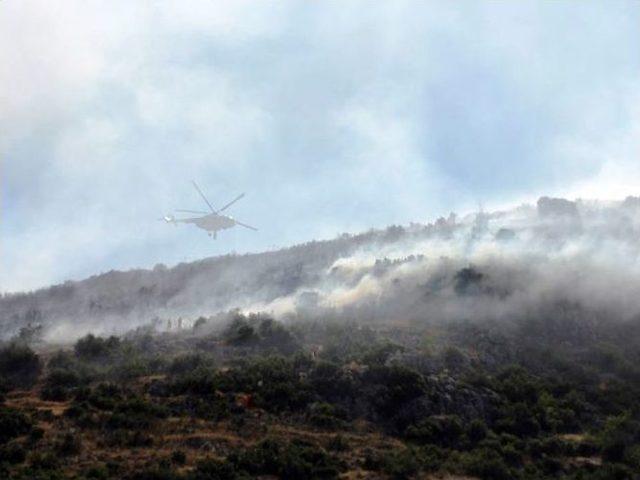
[161,181,257,239]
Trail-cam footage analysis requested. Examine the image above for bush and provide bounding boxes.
[56,431,82,456]
[168,354,213,376]
[495,402,542,437]
[362,365,427,419]
[257,318,300,355]
[461,448,513,480]
[381,448,420,480]
[326,435,349,452]
[224,318,259,346]
[0,442,27,464]
[171,450,186,465]
[86,383,123,410]
[74,334,120,360]
[223,315,300,354]
[443,346,467,371]
[467,419,489,444]
[230,438,340,479]
[0,377,9,403]
[29,427,44,444]
[83,465,110,479]
[405,415,463,448]
[41,368,85,401]
[307,402,348,430]
[124,466,182,480]
[191,458,236,480]
[0,407,32,444]
[104,429,153,448]
[28,450,62,472]
[308,361,355,404]
[193,317,208,332]
[168,368,219,396]
[105,397,168,430]
[223,356,312,412]
[599,413,640,463]
[0,343,42,388]
[170,394,229,421]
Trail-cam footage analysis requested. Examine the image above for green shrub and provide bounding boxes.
[169,367,219,396]
[168,353,213,376]
[405,415,463,448]
[224,317,259,346]
[191,458,236,480]
[599,413,640,464]
[56,431,82,456]
[28,450,61,470]
[105,397,167,430]
[326,434,349,452]
[85,383,123,410]
[461,447,513,480]
[193,317,208,332]
[28,427,44,444]
[127,466,183,480]
[171,449,187,465]
[41,368,85,401]
[170,394,229,421]
[381,448,420,480]
[104,429,153,448]
[230,438,340,479]
[467,419,489,443]
[82,464,110,479]
[0,441,27,464]
[74,334,120,361]
[443,346,467,371]
[257,318,300,355]
[308,361,355,404]
[307,402,348,430]
[418,444,446,472]
[0,343,42,388]
[362,365,427,419]
[0,407,32,444]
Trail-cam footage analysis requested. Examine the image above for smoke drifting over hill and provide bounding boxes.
[3,196,640,343]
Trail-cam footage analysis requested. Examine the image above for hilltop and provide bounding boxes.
[3,196,640,343]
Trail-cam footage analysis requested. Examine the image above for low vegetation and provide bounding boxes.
[1,310,640,479]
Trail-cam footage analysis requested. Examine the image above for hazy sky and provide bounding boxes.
[2,1,639,292]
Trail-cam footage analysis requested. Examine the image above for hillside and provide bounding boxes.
[3,196,640,344]
[2,197,640,478]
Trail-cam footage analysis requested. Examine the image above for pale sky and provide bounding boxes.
[2,0,639,292]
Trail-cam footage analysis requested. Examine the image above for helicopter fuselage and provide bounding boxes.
[182,213,236,232]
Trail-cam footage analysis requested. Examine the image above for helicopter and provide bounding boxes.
[161,181,257,239]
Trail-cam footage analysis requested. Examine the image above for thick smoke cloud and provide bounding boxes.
[3,196,640,343]
[2,1,640,293]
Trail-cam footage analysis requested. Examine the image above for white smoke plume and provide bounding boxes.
[3,196,640,343]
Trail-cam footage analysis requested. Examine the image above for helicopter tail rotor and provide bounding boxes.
[158,215,177,224]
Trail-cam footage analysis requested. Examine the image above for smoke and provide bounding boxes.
[3,1,640,294]
[3,196,640,344]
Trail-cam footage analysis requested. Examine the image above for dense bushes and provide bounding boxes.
[0,407,32,444]
[228,438,341,479]
[105,397,168,430]
[3,315,640,479]
[74,334,121,360]
[223,315,300,355]
[41,368,86,401]
[167,353,214,376]
[598,413,640,464]
[405,415,463,447]
[361,365,427,419]
[0,343,42,388]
